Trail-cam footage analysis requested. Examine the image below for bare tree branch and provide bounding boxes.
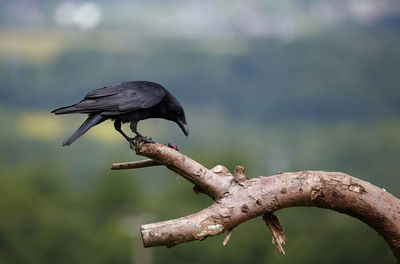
[113,143,400,261]
[111,159,161,170]
[136,143,233,198]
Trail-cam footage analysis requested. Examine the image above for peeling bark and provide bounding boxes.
[263,213,287,254]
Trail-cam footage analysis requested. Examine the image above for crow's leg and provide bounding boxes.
[130,122,154,149]
[114,120,136,149]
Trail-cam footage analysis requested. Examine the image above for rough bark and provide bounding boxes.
[111,142,400,261]
[135,143,233,198]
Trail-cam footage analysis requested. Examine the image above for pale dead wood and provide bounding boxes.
[112,142,400,261]
[263,213,287,254]
[222,229,233,246]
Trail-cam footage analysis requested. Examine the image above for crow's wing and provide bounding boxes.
[74,81,165,114]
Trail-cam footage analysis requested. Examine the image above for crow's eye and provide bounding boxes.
[176,110,181,116]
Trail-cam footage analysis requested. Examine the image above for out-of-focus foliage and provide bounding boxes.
[1,0,400,263]
[3,27,400,124]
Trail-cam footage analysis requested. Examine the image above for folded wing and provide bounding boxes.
[53,81,165,115]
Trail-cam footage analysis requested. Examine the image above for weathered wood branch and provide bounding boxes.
[111,143,400,261]
[135,143,234,198]
[111,159,161,170]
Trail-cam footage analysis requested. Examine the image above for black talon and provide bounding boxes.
[129,138,136,150]
[140,136,154,143]
[132,135,154,151]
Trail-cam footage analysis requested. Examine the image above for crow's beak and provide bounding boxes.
[177,120,189,136]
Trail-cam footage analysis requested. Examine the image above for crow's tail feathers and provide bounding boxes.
[51,104,79,115]
[62,114,105,146]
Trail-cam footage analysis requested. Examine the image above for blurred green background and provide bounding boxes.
[1,0,400,263]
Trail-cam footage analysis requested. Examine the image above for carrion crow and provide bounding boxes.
[51,81,188,148]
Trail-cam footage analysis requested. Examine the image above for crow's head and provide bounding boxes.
[170,104,189,136]
[164,93,189,137]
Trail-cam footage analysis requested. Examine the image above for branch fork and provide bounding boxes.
[111,142,400,261]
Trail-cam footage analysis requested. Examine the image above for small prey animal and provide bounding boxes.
[51,81,189,149]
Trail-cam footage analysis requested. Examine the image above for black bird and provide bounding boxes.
[51,81,189,148]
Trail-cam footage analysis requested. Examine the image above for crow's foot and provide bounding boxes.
[128,138,136,150]
[132,135,154,151]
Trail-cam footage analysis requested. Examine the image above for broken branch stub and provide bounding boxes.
[263,213,287,254]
